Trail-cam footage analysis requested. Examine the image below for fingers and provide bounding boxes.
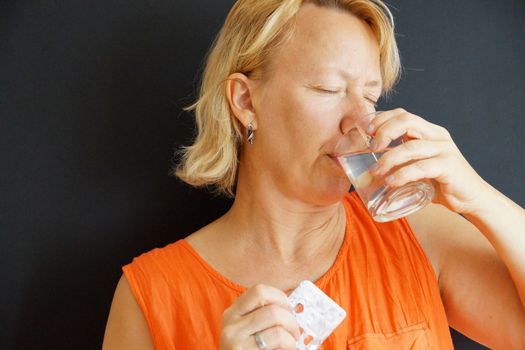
[364,108,459,188]
[381,158,445,187]
[368,108,451,151]
[223,323,298,350]
[242,303,301,340]
[252,326,297,350]
[361,108,489,214]
[225,284,291,318]
[369,139,449,176]
[221,284,300,350]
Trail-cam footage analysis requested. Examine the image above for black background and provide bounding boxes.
[1,1,524,349]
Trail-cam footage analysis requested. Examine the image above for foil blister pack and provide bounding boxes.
[288,280,347,350]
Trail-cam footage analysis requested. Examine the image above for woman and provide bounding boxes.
[103,0,525,349]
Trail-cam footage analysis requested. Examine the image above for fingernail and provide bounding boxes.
[386,175,395,184]
[370,139,378,151]
[367,124,375,134]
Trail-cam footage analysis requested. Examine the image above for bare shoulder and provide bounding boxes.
[102,275,155,350]
[184,216,229,260]
[184,223,215,249]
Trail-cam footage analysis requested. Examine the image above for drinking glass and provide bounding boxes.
[336,111,435,222]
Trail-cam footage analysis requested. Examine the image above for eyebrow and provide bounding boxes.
[365,80,382,88]
[337,69,382,89]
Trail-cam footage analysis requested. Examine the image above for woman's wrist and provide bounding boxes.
[461,180,523,241]
[460,179,501,220]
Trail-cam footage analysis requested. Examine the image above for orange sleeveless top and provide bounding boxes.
[123,192,454,349]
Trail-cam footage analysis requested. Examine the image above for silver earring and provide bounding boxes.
[247,122,255,144]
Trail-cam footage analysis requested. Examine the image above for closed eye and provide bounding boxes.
[307,84,343,95]
[317,87,341,94]
[366,97,379,107]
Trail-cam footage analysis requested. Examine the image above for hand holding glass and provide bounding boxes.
[336,111,435,222]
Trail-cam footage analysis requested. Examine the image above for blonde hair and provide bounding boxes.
[174,0,401,197]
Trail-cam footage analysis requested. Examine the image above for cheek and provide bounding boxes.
[255,81,342,155]
[256,88,306,144]
[278,90,338,133]
[288,97,341,147]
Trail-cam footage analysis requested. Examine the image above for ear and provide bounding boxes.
[225,73,258,130]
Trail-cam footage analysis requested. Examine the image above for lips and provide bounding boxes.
[328,154,344,170]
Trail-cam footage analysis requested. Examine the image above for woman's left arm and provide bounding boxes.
[463,183,525,310]
[368,108,525,349]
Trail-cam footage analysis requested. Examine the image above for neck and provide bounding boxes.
[221,166,346,265]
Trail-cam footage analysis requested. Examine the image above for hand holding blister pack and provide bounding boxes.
[288,280,347,350]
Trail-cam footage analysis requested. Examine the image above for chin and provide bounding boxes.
[310,178,351,206]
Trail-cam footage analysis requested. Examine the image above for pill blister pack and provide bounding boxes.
[288,280,347,350]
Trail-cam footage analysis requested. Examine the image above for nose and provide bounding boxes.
[339,100,375,135]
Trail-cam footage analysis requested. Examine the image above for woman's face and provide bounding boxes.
[249,4,382,205]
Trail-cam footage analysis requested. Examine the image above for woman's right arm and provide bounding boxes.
[102,275,155,350]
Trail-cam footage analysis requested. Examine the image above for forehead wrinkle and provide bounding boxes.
[336,68,381,84]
